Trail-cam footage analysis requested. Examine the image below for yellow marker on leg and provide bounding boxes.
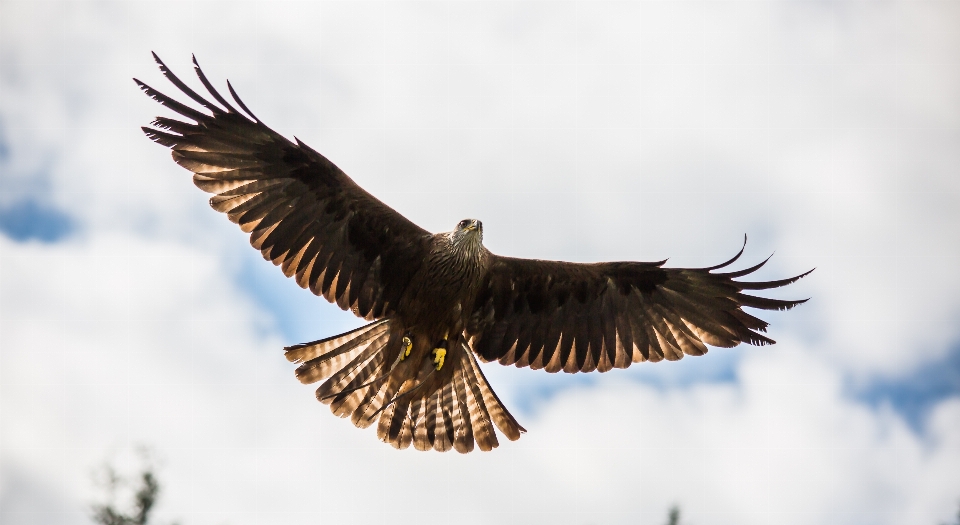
[432,333,449,370]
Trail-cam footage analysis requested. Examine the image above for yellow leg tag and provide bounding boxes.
[433,348,446,370]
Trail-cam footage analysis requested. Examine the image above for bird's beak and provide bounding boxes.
[465,220,478,232]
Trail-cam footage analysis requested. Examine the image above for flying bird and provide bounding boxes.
[137,54,811,453]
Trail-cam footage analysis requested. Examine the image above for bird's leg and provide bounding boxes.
[400,335,413,361]
[433,334,448,370]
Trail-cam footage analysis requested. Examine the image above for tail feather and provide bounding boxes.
[328,358,385,419]
[398,396,421,450]
[347,379,389,429]
[284,319,389,364]
[421,389,441,451]
[451,367,476,453]
[461,354,500,452]
[351,380,392,429]
[307,338,380,394]
[425,385,455,453]
[351,373,404,429]
[376,400,399,444]
[462,341,527,441]
[291,319,525,453]
[326,349,388,406]
[377,380,410,446]
[437,380,457,452]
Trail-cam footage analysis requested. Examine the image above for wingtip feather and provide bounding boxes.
[191,54,243,116]
[227,79,260,123]
[703,234,747,271]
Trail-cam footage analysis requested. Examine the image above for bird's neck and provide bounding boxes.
[450,235,483,263]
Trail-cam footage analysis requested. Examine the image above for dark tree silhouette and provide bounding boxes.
[90,450,175,525]
[665,505,681,525]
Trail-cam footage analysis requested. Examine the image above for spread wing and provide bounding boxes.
[468,241,811,373]
[137,54,431,319]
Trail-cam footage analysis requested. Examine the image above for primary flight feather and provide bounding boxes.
[137,54,811,453]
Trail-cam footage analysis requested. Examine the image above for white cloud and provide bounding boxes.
[2,236,958,524]
[520,347,960,525]
[2,1,960,524]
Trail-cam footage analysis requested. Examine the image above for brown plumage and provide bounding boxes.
[138,54,811,453]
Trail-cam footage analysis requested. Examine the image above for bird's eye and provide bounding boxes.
[458,220,469,229]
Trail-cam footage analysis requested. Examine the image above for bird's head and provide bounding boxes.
[452,218,483,248]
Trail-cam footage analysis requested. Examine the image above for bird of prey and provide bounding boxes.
[137,54,811,453]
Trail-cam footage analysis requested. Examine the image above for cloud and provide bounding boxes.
[2,233,958,525]
[0,233,291,524]
[517,350,960,525]
[2,1,960,524]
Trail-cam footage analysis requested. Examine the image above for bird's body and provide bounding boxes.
[401,224,486,333]
[138,54,811,453]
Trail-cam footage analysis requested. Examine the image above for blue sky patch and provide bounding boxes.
[0,199,75,242]
[859,344,960,432]
[0,128,9,162]
[235,247,363,345]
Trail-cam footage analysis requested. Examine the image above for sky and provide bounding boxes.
[1,1,959,524]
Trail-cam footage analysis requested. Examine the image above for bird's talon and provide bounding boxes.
[401,336,412,360]
[433,348,446,370]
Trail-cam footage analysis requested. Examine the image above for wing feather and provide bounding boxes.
[599,287,621,371]
[469,244,809,373]
[139,55,431,318]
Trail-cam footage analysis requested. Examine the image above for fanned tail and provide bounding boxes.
[375,340,525,453]
[287,320,524,453]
